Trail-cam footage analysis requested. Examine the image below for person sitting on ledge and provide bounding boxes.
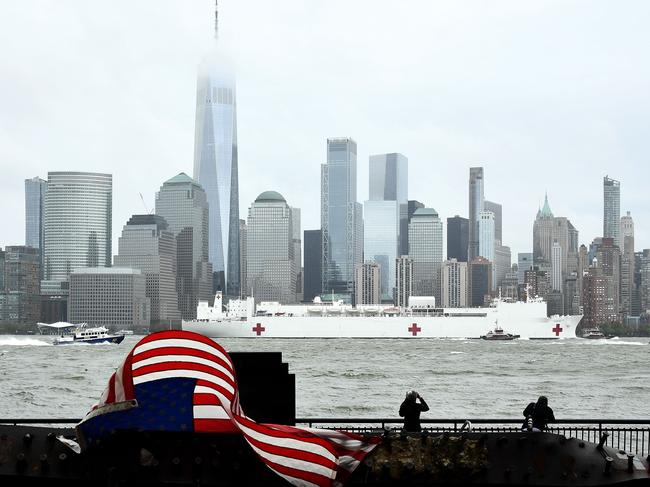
[522,395,555,432]
[399,390,429,432]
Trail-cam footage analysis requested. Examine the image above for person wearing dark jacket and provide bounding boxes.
[399,390,429,432]
[522,395,555,431]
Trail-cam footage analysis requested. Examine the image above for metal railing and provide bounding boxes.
[295,418,650,458]
[3,418,649,457]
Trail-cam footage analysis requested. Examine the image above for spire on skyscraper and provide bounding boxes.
[194,0,240,297]
[214,1,219,41]
[539,192,553,218]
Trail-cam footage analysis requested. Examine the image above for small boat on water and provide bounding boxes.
[480,325,520,341]
[54,326,125,345]
[580,328,613,339]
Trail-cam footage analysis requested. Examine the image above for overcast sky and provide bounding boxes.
[1,0,649,260]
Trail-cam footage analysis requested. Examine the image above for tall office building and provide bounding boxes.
[447,216,469,262]
[494,244,511,291]
[532,194,578,294]
[355,261,381,305]
[246,191,296,303]
[484,200,502,244]
[321,138,363,303]
[291,208,302,302]
[468,257,491,307]
[478,211,495,263]
[407,200,424,222]
[408,208,443,301]
[603,176,621,249]
[193,3,239,297]
[595,237,621,319]
[577,244,589,307]
[303,230,322,302]
[0,246,41,325]
[501,266,520,301]
[69,267,150,332]
[369,153,408,254]
[582,265,617,326]
[363,200,398,302]
[517,253,533,285]
[239,219,248,298]
[407,200,424,254]
[639,250,650,314]
[621,211,634,251]
[364,153,407,301]
[24,177,47,276]
[620,211,635,318]
[551,241,562,291]
[524,266,551,302]
[42,172,112,296]
[563,275,579,316]
[442,259,467,308]
[468,167,484,261]
[155,173,213,320]
[395,256,413,308]
[114,214,181,329]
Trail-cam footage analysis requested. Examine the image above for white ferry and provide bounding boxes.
[183,292,581,340]
[52,325,125,345]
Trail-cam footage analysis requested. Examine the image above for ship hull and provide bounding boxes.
[184,302,581,340]
[54,335,125,345]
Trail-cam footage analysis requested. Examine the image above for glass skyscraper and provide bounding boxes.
[363,200,398,301]
[447,215,469,262]
[321,138,363,302]
[603,176,620,249]
[484,200,502,244]
[303,229,322,302]
[468,167,484,261]
[193,11,239,298]
[25,177,47,251]
[25,176,47,278]
[478,210,495,263]
[364,153,407,302]
[42,172,112,293]
[369,153,408,254]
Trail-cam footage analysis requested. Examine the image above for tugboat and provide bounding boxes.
[53,325,125,345]
[580,327,613,339]
[480,324,520,341]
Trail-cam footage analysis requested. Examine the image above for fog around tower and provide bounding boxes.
[1,0,649,258]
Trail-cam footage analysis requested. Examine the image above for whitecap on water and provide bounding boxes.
[591,339,646,346]
[449,351,464,354]
[0,337,51,347]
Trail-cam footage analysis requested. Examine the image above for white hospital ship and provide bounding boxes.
[183,293,581,339]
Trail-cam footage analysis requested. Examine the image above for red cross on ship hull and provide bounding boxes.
[408,323,421,337]
[252,323,266,336]
[552,324,563,336]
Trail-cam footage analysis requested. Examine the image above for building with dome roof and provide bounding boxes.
[155,173,213,320]
[246,191,297,304]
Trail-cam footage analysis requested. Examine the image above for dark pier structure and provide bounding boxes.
[1,352,649,485]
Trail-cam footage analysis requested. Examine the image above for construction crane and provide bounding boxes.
[139,193,153,214]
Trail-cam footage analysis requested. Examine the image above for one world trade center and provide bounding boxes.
[193,2,240,297]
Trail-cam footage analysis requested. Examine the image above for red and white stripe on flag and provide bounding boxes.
[84,330,380,487]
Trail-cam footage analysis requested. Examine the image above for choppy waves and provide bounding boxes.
[0,337,50,347]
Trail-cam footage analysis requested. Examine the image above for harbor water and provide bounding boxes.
[0,335,648,420]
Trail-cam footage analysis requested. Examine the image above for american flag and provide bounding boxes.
[76,330,380,487]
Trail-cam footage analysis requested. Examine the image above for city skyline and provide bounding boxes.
[1,1,650,260]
